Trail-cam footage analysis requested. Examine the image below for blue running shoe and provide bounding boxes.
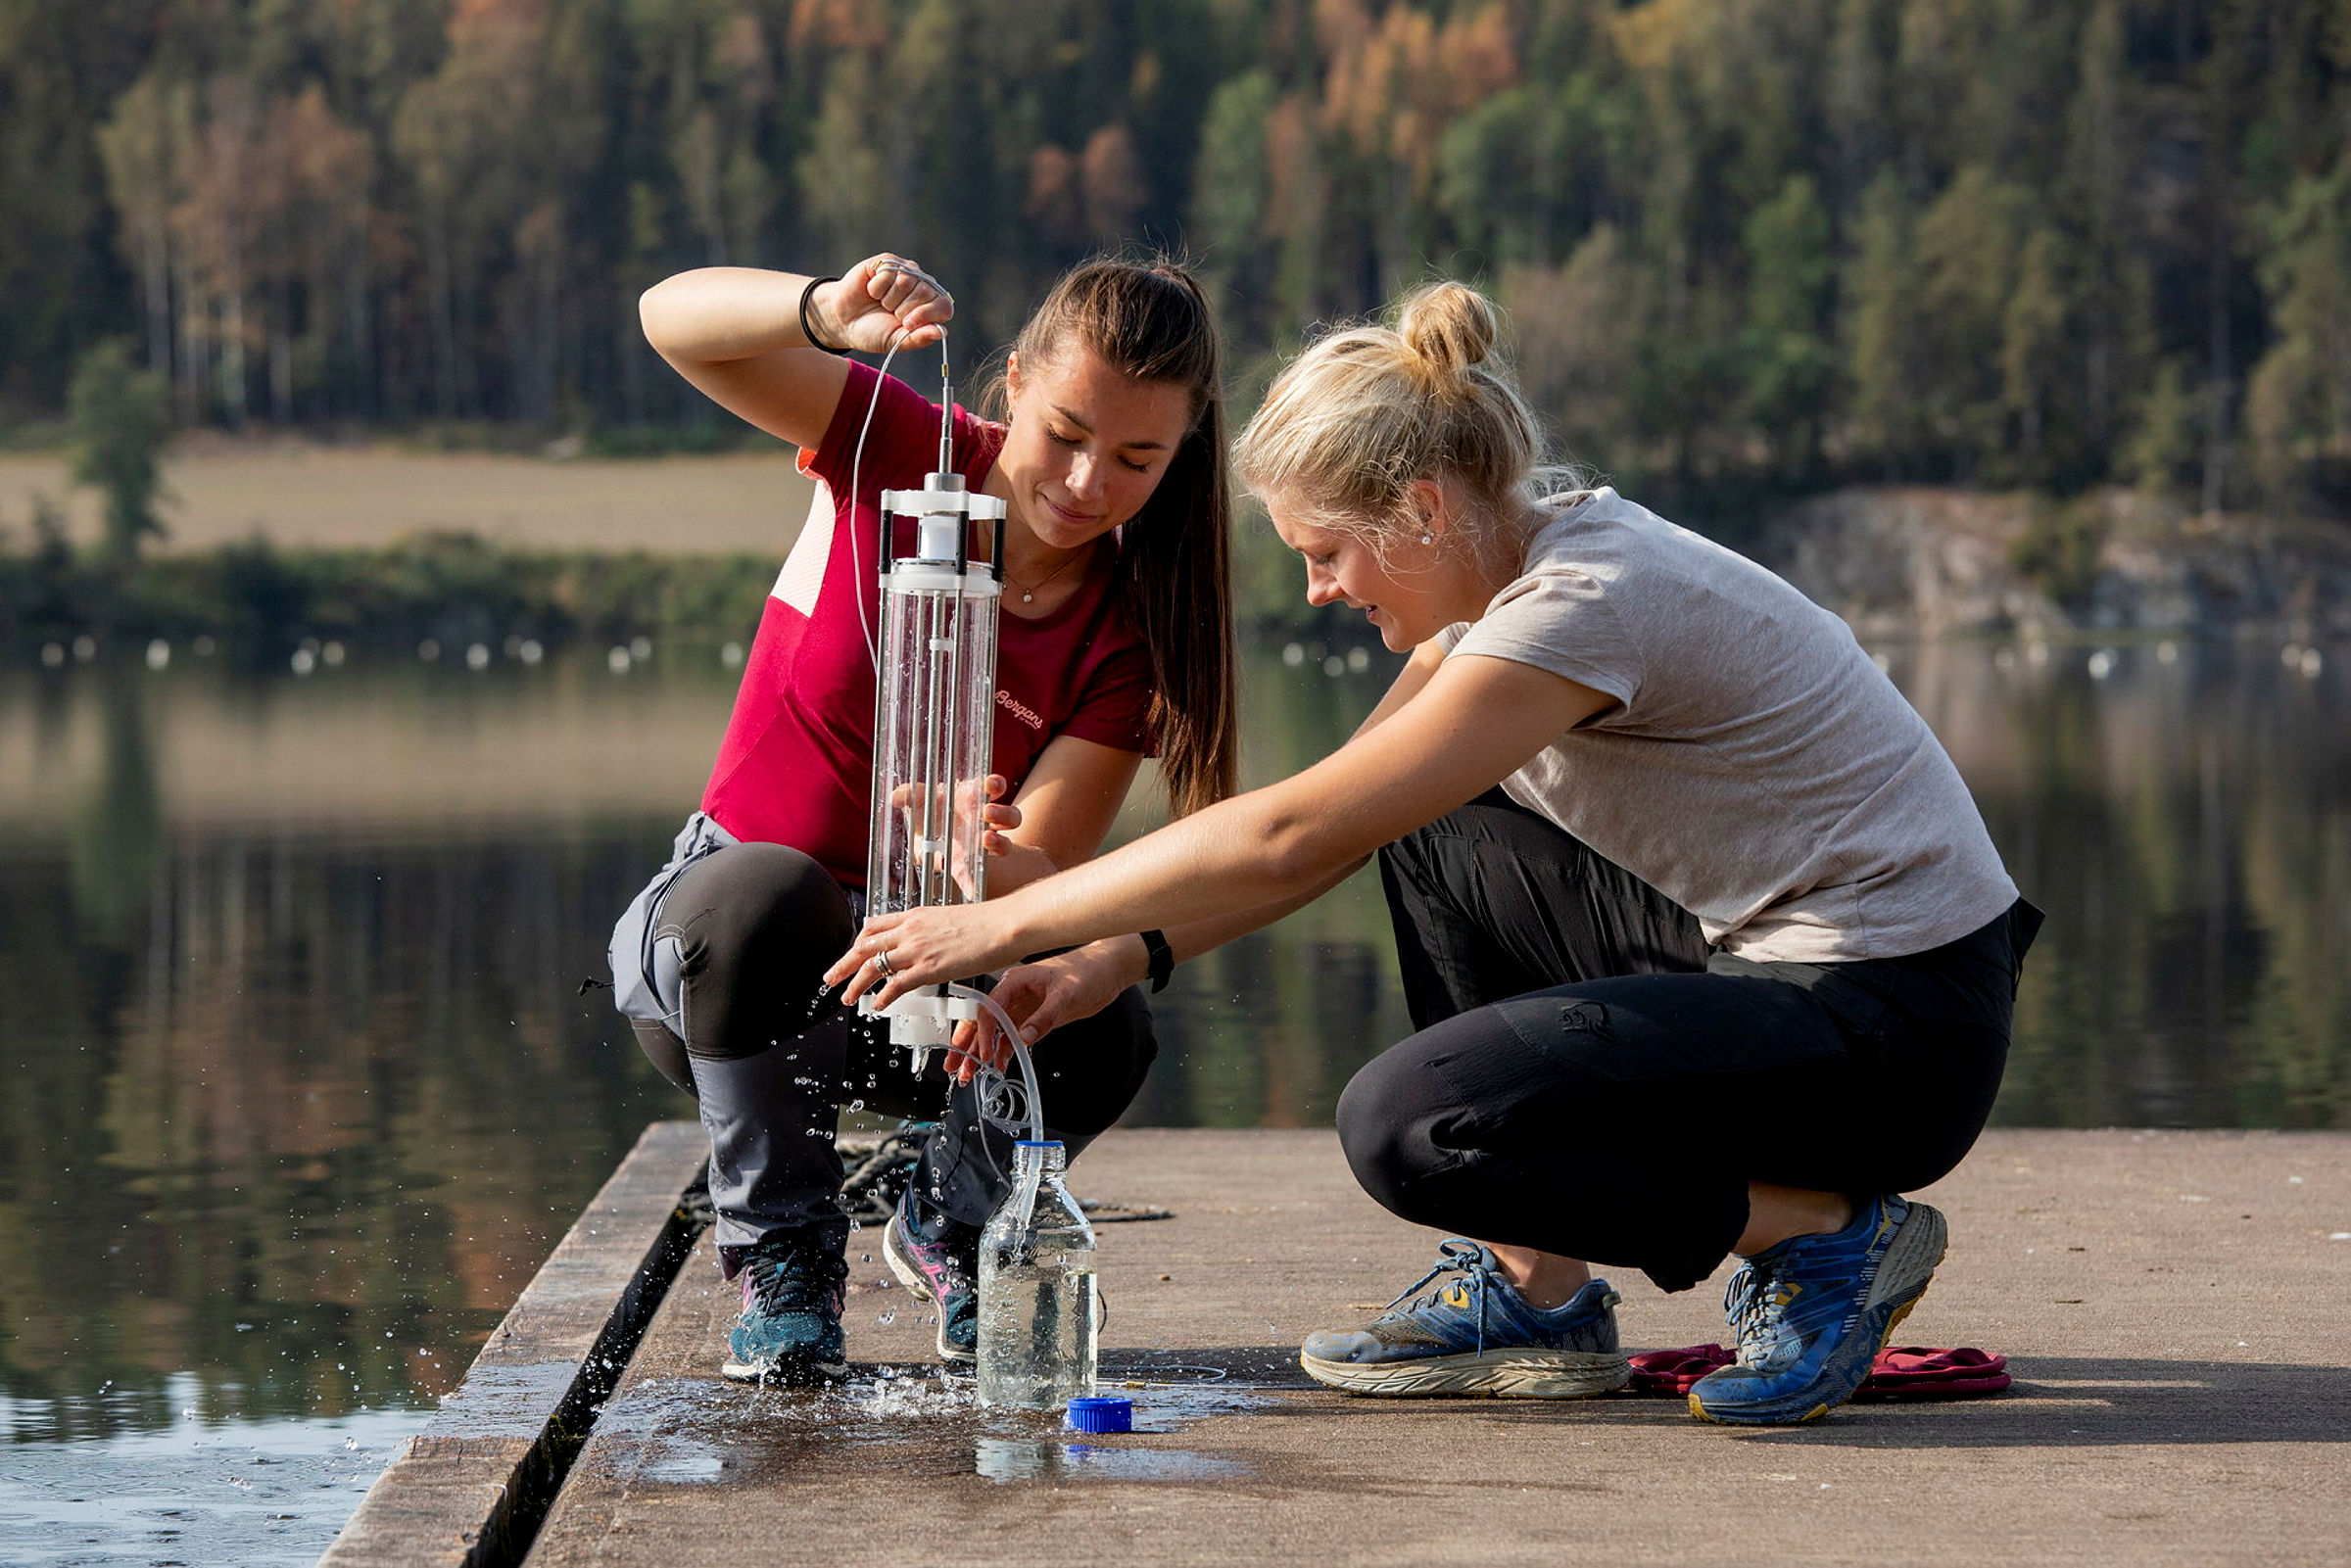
[721,1230,848,1384]
[1300,1239,1629,1398]
[1689,1194,1947,1425]
[882,1189,979,1364]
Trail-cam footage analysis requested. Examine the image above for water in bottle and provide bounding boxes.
[977,1140,1097,1409]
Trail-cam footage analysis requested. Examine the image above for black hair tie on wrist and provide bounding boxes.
[799,275,847,356]
[1139,928,1174,994]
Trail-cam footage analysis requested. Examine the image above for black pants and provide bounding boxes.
[628,842,1157,1256]
[1349,788,2039,1293]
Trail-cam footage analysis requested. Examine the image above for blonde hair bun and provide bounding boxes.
[1235,276,1540,583]
[1397,282,1502,390]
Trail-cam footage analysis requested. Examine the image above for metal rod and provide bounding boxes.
[937,349,954,480]
[918,589,951,909]
[939,577,969,906]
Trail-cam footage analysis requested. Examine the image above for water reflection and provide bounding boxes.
[0,633,2344,1549]
[1918,637,2351,1129]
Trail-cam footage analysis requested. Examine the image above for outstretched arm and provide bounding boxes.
[830,650,1609,1009]
[948,639,1451,1062]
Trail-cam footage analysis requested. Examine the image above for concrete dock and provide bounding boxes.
[330,1125,2351,1566]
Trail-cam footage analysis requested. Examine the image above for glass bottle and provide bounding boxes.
[976,1140,1098,1409]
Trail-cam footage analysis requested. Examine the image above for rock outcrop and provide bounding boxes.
[1753,487,2351,640]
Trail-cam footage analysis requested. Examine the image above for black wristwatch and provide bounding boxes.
[1138,928,1174,993]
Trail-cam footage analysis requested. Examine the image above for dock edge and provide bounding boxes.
[317,1119,708,1568]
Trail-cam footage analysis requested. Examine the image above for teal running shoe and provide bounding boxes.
[721,1231,848,1384]
[1689,1194,1946,1426]
[1300,1239,1629,1398]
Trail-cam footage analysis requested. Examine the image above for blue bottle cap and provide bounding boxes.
[1014,1139,1065,1148]
[1064,1396,1132,1434]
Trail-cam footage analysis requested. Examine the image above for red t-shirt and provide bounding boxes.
[701,360,1156,887]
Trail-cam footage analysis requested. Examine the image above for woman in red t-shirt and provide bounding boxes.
[611,253,1237,1383]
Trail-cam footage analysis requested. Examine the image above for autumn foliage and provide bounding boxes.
[3,0,2350,508]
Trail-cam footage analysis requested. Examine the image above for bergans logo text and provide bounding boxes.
[995,689,1043,732]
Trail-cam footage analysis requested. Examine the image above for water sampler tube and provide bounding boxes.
[857,359,1010,1078]
[852,344,1089,1409]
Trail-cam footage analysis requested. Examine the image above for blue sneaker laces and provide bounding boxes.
[1376,1238,1507,1354]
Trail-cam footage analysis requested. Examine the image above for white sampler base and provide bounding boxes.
[857,987,981,1076]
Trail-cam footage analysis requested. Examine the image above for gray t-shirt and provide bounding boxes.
[1442,487,2016,963]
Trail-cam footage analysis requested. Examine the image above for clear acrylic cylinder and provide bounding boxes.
[863,477,1006,1061]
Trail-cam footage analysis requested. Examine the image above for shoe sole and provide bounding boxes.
[1300,1347,1631,1400]
[720,1352,848,1385]
[1689,1201,1948,1427]
[882,1217,977,1365]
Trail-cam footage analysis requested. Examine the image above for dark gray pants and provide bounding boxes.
[627,842,1157,1257]
[1361,788,2037,1293]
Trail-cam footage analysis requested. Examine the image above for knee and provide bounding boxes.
[673,843,847,968]
[1335,1046,1439,1214]
[664,844,851,1060]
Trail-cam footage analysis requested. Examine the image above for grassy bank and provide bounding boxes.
[1,506,1383,661]
[0,527,776,661]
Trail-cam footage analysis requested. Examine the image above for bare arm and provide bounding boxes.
[933,641,1450,1066]
[1011,639,1444,993]
[636,256,953,450]
[837,650,1610,1009]
[1109,641,1444,963]
[982,735,1145,896]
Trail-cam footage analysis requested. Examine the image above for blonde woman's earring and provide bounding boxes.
[1419,532,1435,546]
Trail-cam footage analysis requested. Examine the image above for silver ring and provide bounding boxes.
[874,949,895,977]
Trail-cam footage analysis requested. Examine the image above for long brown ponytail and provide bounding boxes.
[995,257,1238,817]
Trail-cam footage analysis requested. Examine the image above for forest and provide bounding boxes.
[5,0,2351,513]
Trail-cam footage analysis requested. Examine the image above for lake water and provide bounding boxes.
[1,631,2344,1563]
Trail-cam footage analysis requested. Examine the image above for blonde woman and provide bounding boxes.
[830,279,2039,1426]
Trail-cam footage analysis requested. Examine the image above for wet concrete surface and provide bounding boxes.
[520,1128,2351,1566]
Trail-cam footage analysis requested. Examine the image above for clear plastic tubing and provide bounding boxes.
[946,982,1046,1149]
